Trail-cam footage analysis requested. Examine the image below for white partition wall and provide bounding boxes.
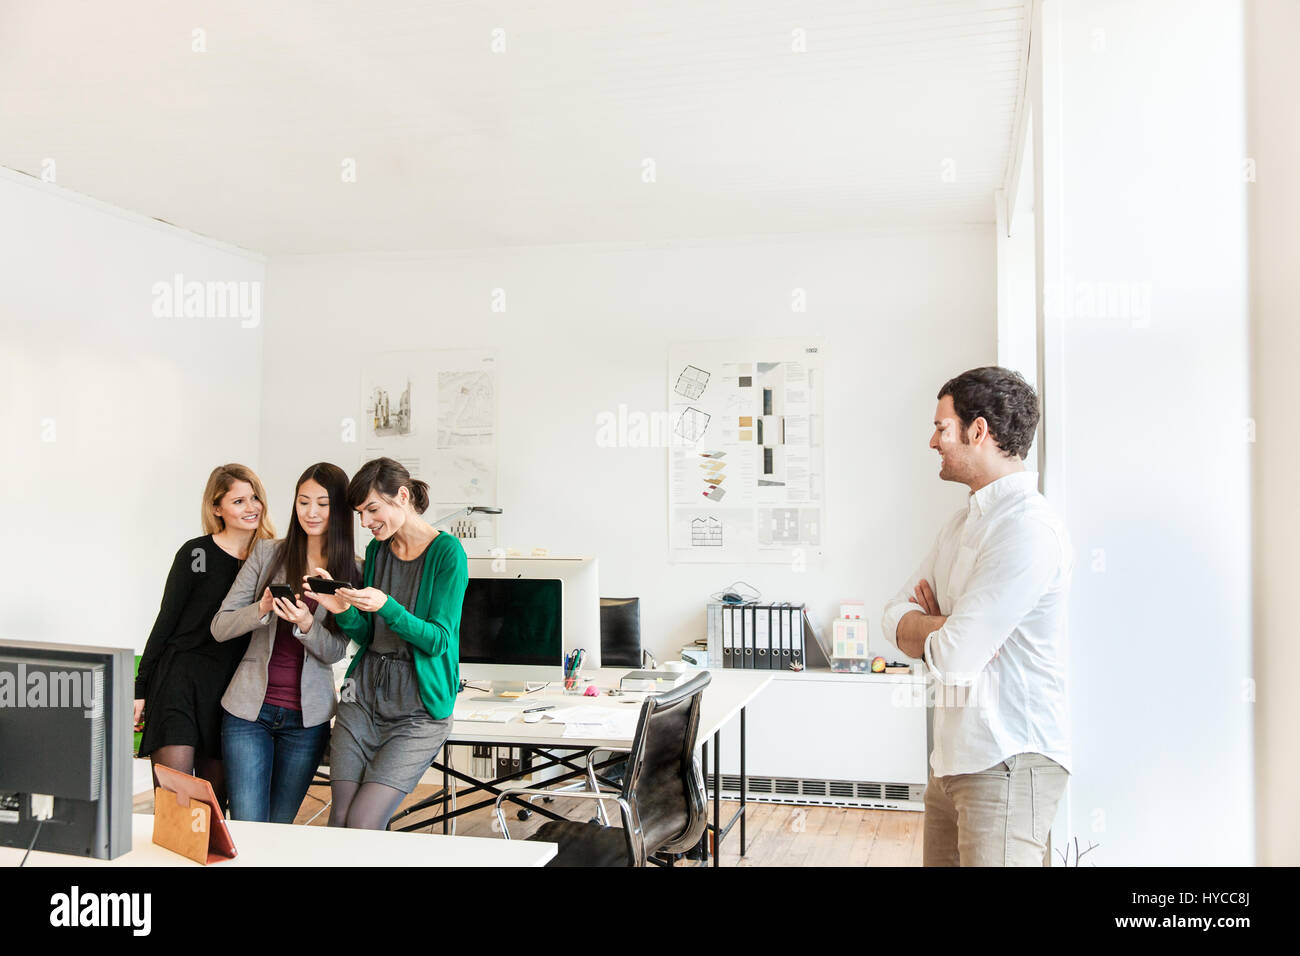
[1035,0,1252,865]
[1247,0,1300,868]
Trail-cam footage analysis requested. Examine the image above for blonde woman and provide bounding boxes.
[135,464,275,808]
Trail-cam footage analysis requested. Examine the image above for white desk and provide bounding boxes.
[0,813,555,867]
[453,665,771,746]
[400,665,772,865]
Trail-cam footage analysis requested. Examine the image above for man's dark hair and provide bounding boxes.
[938,367,1040,460]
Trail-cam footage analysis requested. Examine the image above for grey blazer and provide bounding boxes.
[211,538,360,728]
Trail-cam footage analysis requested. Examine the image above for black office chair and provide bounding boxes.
[518,597,643,821]
[585,597,641,795]
[599,597,643,667]
[494,671,710,866]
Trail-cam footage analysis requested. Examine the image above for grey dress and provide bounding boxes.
[329,542,454,792]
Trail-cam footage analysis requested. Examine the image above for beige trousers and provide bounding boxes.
[923,752,1068,866]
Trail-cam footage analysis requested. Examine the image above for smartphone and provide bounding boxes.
[305,576,358,594]
[269,584,296,603]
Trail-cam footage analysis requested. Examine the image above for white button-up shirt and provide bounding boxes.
[881,471,1072,778]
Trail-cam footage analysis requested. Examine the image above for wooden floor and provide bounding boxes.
[290,782,926,866]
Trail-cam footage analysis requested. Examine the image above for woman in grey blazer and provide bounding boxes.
[211,463,361,824]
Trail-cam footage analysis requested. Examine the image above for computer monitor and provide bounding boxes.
[460,578,563,666]
[461,557,601,687]
[0,641,134,859]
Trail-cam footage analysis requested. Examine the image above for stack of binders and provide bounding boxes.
[706,602,827,670]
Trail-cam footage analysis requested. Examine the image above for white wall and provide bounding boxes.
[257,230,995,662]
[0,170,266,651]
[1247,0,1300,867]
[1039,0,1252,865]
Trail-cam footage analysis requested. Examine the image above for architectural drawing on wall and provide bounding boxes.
[674,406,711,443]
[369,379,412,437]
[698,453,727,505]
[437,369,495,447]
[755,362,786,486]
[674,365,711,400]
[691,516,723,547]
[438,452,495,504]
[758,507,821,546]
[668,340,824,565]
[759,507,800,544]
[361,349,499,555]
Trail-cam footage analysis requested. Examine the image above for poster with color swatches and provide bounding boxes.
[667,339,825,565]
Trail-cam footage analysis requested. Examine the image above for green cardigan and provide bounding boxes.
[335,531,468,720]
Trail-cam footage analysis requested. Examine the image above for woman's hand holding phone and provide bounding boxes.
[272,594,314,631]
[304,568,351,614]
[343,587,387,613]
[259,587,276,617]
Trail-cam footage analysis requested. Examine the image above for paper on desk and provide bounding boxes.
[533,705,591,724]
[558,706,641,739]
[535,700,647,722]
[452,706,519,723]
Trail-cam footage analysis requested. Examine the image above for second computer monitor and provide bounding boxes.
[0,640,134,860]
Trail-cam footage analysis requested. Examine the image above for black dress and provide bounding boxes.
[136,535,250,759]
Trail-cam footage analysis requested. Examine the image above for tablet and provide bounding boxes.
[152,764,238,864]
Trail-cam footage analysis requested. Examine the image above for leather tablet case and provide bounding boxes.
[152,764,238,864]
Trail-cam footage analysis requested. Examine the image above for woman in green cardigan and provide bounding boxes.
[304,457,468,830]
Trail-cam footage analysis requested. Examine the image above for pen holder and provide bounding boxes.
[563,650,586,693]
[563,674,585,695]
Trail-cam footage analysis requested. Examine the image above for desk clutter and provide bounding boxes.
[704,601,912,674]
[619,669,691,692]
[451,699,644,738]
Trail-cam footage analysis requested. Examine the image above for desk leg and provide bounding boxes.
[442,761,449,835]
[712,728,721,868]
[700,739,710,863]
[740,706,747,856]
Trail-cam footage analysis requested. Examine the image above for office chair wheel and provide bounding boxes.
[517,808,532,821]
[542,796,555,804]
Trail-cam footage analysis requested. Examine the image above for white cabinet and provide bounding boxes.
[709,669,929,810]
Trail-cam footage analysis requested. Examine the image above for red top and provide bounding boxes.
[263,595,318,711]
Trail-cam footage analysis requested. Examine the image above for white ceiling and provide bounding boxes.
[0,0,1029,254]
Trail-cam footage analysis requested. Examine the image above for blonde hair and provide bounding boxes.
[200,464,276,541]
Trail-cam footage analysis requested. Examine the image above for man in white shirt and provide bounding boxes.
[881,367,1072,866]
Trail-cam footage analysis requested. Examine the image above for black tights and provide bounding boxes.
[329,780,407,830]
[151,745,228,811]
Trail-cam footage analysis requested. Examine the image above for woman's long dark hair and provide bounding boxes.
[266,462,355,634]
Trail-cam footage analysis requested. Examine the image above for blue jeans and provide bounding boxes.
[222,703,330,824]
